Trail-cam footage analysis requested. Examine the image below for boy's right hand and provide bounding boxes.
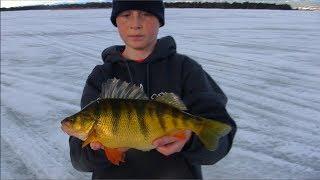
[90,142,104,150]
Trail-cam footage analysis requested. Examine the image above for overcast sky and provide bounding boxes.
[1,0,319,8]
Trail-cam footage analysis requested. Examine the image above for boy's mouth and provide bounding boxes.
[129,34,143,37]
[128,35,144,41]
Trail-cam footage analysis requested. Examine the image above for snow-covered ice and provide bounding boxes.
[1,8,320,179]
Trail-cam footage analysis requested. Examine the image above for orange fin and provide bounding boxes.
[104,148,126,166]
[173,130,186,140]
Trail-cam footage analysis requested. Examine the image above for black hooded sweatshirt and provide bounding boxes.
[69,36,237,179]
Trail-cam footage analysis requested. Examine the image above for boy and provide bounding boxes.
[69,0,236,179]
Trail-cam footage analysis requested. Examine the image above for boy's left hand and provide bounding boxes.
[152,130,192,156]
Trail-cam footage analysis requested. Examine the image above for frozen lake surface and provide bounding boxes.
[1,8,320,179]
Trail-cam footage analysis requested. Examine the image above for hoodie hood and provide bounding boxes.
[101,36,176,64]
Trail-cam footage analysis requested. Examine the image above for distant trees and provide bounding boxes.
[0,1,293,12]
[164,2,292,10]
[0,2,112,11]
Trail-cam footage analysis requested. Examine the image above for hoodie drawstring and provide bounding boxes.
[125,58,150,97]
[124,60,151,98]
[124,60,133,84]
[147,63,150,98]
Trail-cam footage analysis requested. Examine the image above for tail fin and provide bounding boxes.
[195,118,232,151]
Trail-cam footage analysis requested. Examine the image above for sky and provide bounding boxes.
[1,0,320,8]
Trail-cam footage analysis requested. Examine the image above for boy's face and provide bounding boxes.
[116,10,160,51]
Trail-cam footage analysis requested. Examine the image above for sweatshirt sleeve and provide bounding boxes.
[69,65,112,172]
[180,61,237,165]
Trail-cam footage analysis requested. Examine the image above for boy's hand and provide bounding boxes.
[152,130,192,156]
[90,142,104,150]
[90,142,128,152]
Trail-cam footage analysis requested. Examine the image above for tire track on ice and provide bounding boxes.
[204,66,320,111]
[217,74,320,110]
[202,63,320,95]
[235,124,318,151]
[229,103,319,148]
[185,45,320,79]
[21,32,100,62]
[1,70,83,95]
[228,102,320,164]
[1,84,80,124]
[215,70,320,110]
[203,148,319,179]
[1,137,37,179]
[189,54,320,91]
[235,128,320,171]
[1,106,80,179]
[210,75,320,131]
[52,26,119,50]
[228,103,320,170]
[175,31,320,58]
[228,95,319,135]
[226,147,318,178]
[1,75,80,110]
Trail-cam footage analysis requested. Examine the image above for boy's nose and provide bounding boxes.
[130,16,142,29]
[130,25,142,30]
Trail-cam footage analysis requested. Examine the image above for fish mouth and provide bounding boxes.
[61,119,75,135]
[60,122,87,140]
[61,117,70,125]
[61,123,72,134]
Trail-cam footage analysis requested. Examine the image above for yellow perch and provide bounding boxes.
[61,78,231,165]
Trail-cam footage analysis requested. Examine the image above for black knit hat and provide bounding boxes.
[111,0,165,27]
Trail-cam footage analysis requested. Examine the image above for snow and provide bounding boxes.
[1,8,320,179]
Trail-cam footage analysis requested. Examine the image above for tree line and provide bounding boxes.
[1,1,293,11]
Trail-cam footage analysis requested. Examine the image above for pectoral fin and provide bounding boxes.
[82,130,98,148]
[104,148,126,166]
[172,130,187,140]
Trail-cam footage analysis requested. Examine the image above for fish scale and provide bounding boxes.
[94,99,183,149]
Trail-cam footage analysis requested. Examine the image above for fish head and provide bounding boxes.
[61,111,96,140]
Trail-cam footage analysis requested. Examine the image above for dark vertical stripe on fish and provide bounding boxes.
[171,108,179,128]
[94,100,101,120]
[126,101,134,128]
[135,101,149,138]
[182,115,189,129]
[155,103,166,131]
[181,112,192,127]
[111,99,121,134]
[148,103,160,130]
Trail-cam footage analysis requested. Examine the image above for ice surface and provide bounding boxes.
[1,9,320,179]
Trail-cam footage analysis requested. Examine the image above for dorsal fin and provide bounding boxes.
[101,78,148,100]
[152,92,187,111]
